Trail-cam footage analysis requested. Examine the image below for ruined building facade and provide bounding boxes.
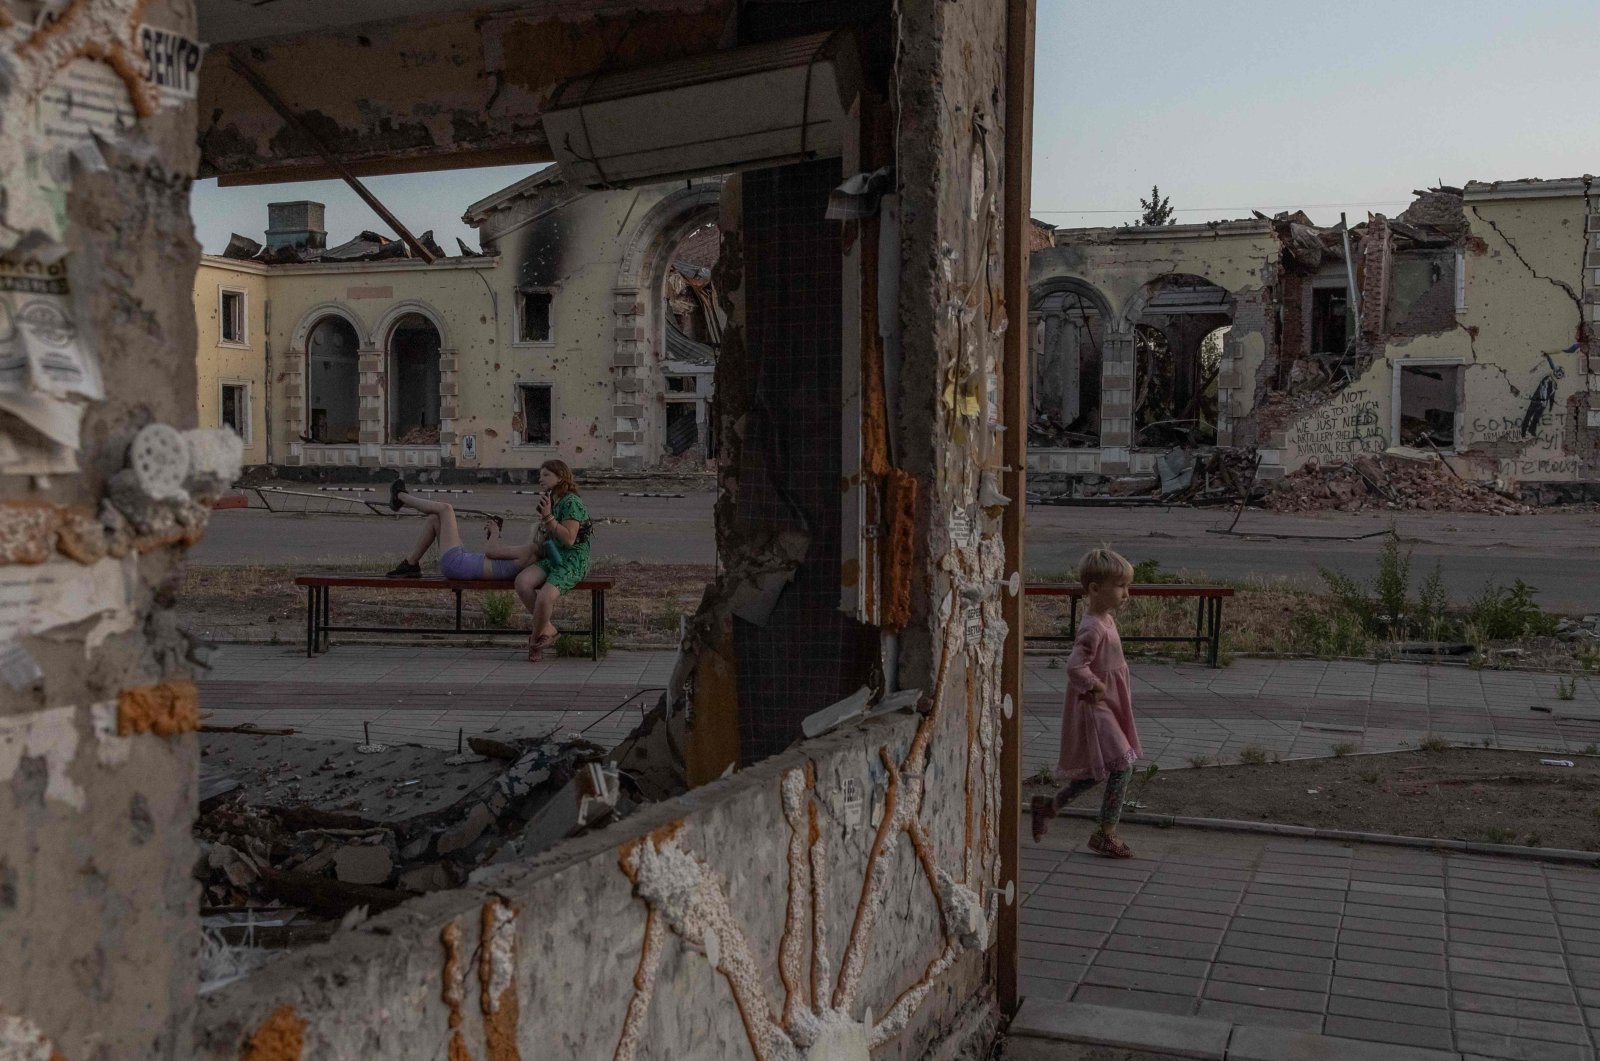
[1029,177,1600,497]
[195,168,724,477]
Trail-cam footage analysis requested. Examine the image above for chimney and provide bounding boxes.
[265,200,327,251]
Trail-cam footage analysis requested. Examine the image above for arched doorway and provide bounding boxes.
[1028,283,1108,447]
[306,316,361,443]
[388,313,441,443]
[1130,274,1230,449]
[660,218,722,464]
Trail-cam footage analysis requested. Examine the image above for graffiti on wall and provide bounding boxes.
[1287,388,1385,459]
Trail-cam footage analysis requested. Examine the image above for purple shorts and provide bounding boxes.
[440,546,520,581]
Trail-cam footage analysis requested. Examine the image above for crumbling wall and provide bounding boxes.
[195,713,997,1060]
[1,1,216,1057]
[1273,187,1597,485]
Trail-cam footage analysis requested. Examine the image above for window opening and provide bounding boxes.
[519,291,552,343]
[1311,288,1349,355]
[1398,364,1461,449]
[516,384,552,445]
[665,375,694,393]
[221,383,248,442]
[221,290,244,344]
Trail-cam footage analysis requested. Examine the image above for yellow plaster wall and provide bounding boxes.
[193,261,270,464]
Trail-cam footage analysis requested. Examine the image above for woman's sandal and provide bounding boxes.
[1088,830,1134,860]
[486,515,504,539]
[388,477,408,512]
[1030,796,1056,843]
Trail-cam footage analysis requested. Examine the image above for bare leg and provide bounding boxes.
[531,583,561,643]
[405,513,440,565]
[513,564,547,618]
[396,494,463,553]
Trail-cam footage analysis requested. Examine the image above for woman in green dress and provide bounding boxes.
[515,459,592,661]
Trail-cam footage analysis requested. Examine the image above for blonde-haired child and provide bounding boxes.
[1031,546,1142,858]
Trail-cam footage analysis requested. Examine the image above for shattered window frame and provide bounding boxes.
[516,290,554,345]
[1394,361,1464,451]
[515,383,553,446]
[218,288,247,346]
[219,381,251,445]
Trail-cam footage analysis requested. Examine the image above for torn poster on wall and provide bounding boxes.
[0,8,204,257]
[0,258,102,472]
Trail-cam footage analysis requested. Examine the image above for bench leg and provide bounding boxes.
[1068,597,1079,640]
[1194,597,1205,661]
[305,585,315,658]
[590,589,603,661]
[320,586,330,653]
[1209,598,1223,668]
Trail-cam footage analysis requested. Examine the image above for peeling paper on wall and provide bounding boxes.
[0,554,133,650]
[0,258,102,471]
[0,704,84,808]
[0,7,204,257]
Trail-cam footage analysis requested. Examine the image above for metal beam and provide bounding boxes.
[226,54,437,263]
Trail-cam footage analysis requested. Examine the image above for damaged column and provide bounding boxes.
[0,1,214,1057]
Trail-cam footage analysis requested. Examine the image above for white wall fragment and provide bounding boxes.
[0,705,84,809]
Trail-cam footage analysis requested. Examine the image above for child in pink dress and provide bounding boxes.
[1031,547,1142,859]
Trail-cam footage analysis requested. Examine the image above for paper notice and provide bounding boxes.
[0,555,132,649]
[0,258,101,461]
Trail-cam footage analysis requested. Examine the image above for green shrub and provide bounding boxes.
[1132,559,1179,585]
[481,591,516,629]
[553,629,616,659]
[1419,734,1451,753]
[1557,678,1577,701]
[1186,754,1212,769]
[1331,741,1357,757]
[1465,580,1559,641]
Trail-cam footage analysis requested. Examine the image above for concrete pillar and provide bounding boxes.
[1099,328,1135,471]
[0,1,203,1055]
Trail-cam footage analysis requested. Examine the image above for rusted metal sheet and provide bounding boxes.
[196,0,735,184]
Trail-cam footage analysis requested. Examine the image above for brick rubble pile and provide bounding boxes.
[1265,455,1531,515]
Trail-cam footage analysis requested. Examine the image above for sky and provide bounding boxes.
[188,0,1600,253]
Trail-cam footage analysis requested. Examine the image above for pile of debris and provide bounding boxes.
[1157,447,1262,504]
[1265,455,1531,515]
[1556,615,1600,643]
[195,731,629,944]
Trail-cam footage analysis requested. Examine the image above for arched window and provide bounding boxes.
[1132,275,1230,448]
[388,313,441,443]
[1028,287,1105,447]
[306,316,361,443]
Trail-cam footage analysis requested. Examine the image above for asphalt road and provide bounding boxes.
[192,485,1600,613]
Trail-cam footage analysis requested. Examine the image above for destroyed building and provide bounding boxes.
[2,1,1037,1059]
[194,168,725,476]
[1028,178,1600,501]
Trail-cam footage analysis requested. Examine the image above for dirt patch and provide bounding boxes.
[1039,749,1600,850]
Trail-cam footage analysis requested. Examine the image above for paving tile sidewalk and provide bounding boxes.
[198,644,674,750]
[1023,656,1600,778]
[1022,823,1600,1060]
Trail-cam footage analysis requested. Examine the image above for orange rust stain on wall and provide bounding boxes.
[117,681,200,737]
[479,900,522,1061]
[882,469,919,629]
[440,921,471,1061]
[498,7,732,102]
[238,1005,305,1061]
[18,0,160,118]
[618,820,684,884]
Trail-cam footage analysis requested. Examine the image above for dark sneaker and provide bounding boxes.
[1031,795,1055,842]
[388,477,408,512]
[385,559,421,578]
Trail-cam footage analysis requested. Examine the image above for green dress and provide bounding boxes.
[537,493,591,592]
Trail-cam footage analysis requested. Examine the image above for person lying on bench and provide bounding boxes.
[384,480,534,583]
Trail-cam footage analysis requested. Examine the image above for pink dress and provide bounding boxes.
[1057,612,1142,782]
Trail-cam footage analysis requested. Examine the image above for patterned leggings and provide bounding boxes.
[1053,768,1132,830]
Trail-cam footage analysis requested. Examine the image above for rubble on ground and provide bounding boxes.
[194,729,635,944]
[1556,615,1600,642]
[1263,454,1532,515]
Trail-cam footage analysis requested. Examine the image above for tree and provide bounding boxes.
[1135,185,1175,226]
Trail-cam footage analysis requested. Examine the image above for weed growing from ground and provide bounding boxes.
[1419,735,1451,753]
[1186,755,1212,769]
[1331,741,1357,757]
[1237,744,1268,766]
[1557,678,1577,701]
[481,591,516,628]
[1359,771,1379,784]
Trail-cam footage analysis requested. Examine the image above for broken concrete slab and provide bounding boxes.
[332,844,392,886]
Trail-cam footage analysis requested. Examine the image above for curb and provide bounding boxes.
[1049,807,1600,866]
[1008,1000,1461,1061]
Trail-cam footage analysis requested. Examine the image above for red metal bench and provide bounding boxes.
[292,575,612,660]
[1024,584,1235,667]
